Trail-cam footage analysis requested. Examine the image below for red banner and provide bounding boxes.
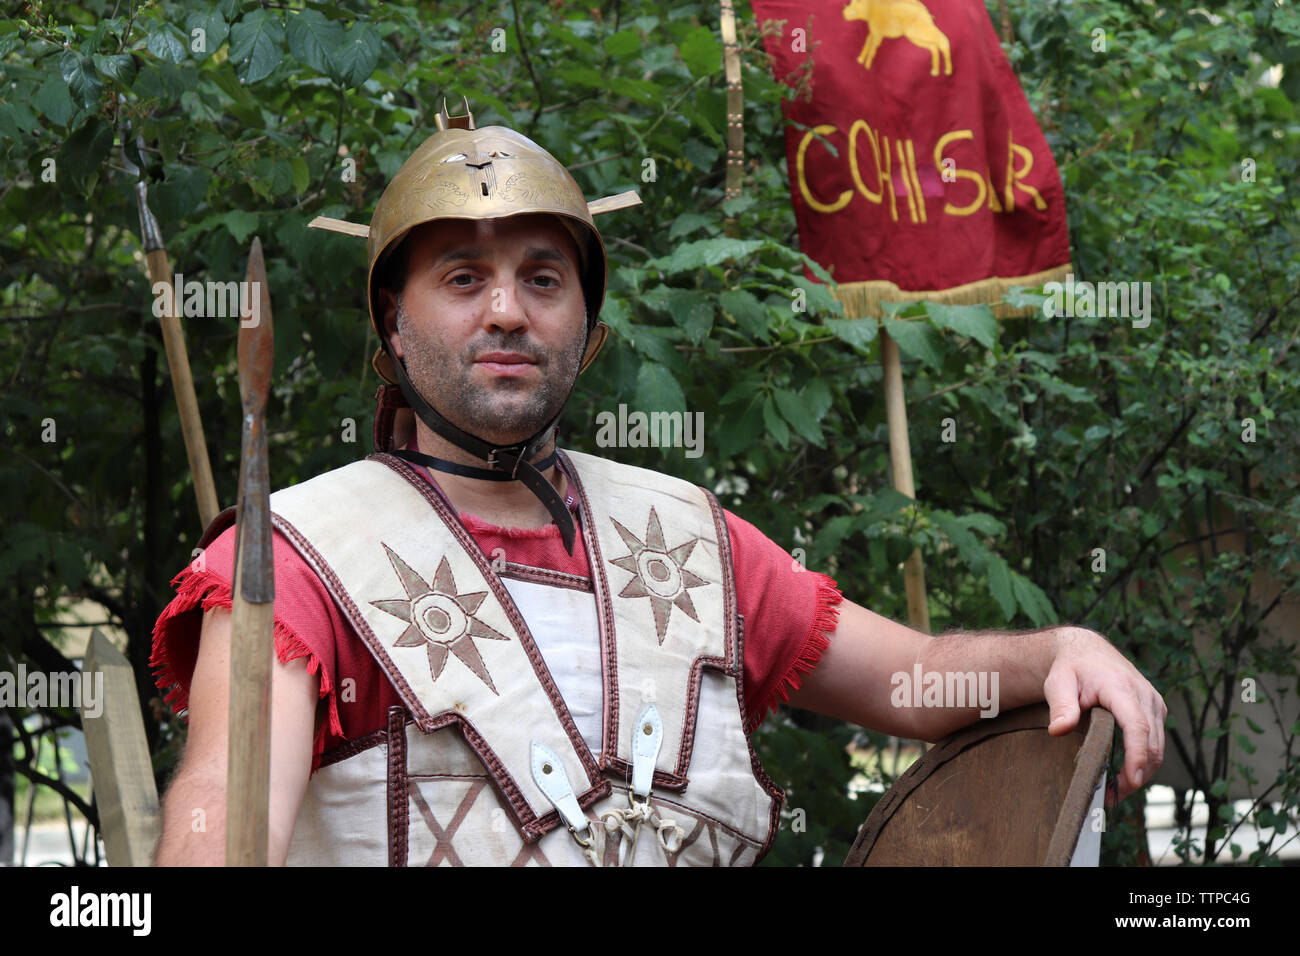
[751,0,1071,317]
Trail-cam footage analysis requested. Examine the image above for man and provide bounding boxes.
[150,107,1166,867]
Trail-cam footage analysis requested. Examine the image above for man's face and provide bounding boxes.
[380,213,589,447]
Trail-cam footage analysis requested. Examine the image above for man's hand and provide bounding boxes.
[1042,627,1167,804]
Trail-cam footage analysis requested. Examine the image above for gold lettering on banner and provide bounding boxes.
[905,138,926,223]
[796,120,1048,221]
[987,167,1004,212]
[895,139,918,223]
[880,131,897,221]
[797,124,853,213]
[1004,129,1017,211]
[933,129,984,216]
[848,120,884,203]
[1009,138,1047,210]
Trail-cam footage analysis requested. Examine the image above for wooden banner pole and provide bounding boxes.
[880,327,931,634]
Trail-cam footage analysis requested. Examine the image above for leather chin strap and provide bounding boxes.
[383,335,598,556]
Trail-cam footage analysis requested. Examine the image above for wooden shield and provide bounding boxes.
[845,704,1114,866]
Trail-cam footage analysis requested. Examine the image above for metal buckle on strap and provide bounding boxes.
[567,821,595,849]
[485,444,529,479]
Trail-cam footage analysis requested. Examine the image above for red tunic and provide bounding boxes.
[150,449,843,772]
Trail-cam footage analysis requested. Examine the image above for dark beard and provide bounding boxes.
[395,300,586,447]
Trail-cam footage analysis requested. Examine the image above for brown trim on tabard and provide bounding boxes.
[318,727,388,769]
[704,488,739,673]
[371,452,611,834]
[387,706,409,867]
[556,449,622,772]
[735,610,785,861]
[629,488,731,785]
[269,508,552,843]
[599,653,724,791]
[499,562,593,593]
[708,493,784,858]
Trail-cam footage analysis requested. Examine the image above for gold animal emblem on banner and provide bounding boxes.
[843,0,953,77]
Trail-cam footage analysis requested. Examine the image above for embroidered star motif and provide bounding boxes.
[371,544,509,694]
[608,507,709,645]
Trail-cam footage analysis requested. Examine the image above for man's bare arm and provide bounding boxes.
[785,598,1167,801]
[153,606,319,865]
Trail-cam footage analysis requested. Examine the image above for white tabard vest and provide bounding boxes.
[263,449,783,866]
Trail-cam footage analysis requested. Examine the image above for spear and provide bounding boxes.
[226,237,275,866]
[119,120,220,528]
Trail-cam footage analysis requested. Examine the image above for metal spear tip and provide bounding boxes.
[239,236,274,414]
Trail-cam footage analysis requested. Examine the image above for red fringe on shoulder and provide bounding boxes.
[150,567,342,773]
[754,571,844,727]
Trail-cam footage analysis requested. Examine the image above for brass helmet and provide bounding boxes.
[366,103,608,383]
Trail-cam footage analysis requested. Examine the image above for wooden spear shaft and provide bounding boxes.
[145,245,220,528]
[880,327,931,634]
[132,175,220,529]
[226,237,276,866]
[226,538,274,865]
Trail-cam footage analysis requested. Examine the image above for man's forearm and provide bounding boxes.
[906,625,1076,740]
[153,764,229,866]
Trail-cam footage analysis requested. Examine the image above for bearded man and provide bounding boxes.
[150,107,1166,867]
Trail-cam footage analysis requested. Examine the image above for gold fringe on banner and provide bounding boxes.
[831,262,1074,320]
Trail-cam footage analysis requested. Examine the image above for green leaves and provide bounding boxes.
[287,9,343,75]
[652,237,767,274]
[882,316,944,370]
[677,26,720,78]
[925,303,999,350]
[634,362,686,416]
[824,317,878,352]
[92,53,138,86]
[718,289,770,339]
[285,10,382,87]
[58,49,102,110]
[216,209,260,243]
[152,165,211,221]
[230,8,285,84]
[986,556,1017,621]
[35,73,76,127]
[772,381,832,446]
[185,10,230,59]
[58,118,114,196]
[605,29,641,59]
[147,24,188,65]
[1009,571,1057,626]
[330,22,382,88]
